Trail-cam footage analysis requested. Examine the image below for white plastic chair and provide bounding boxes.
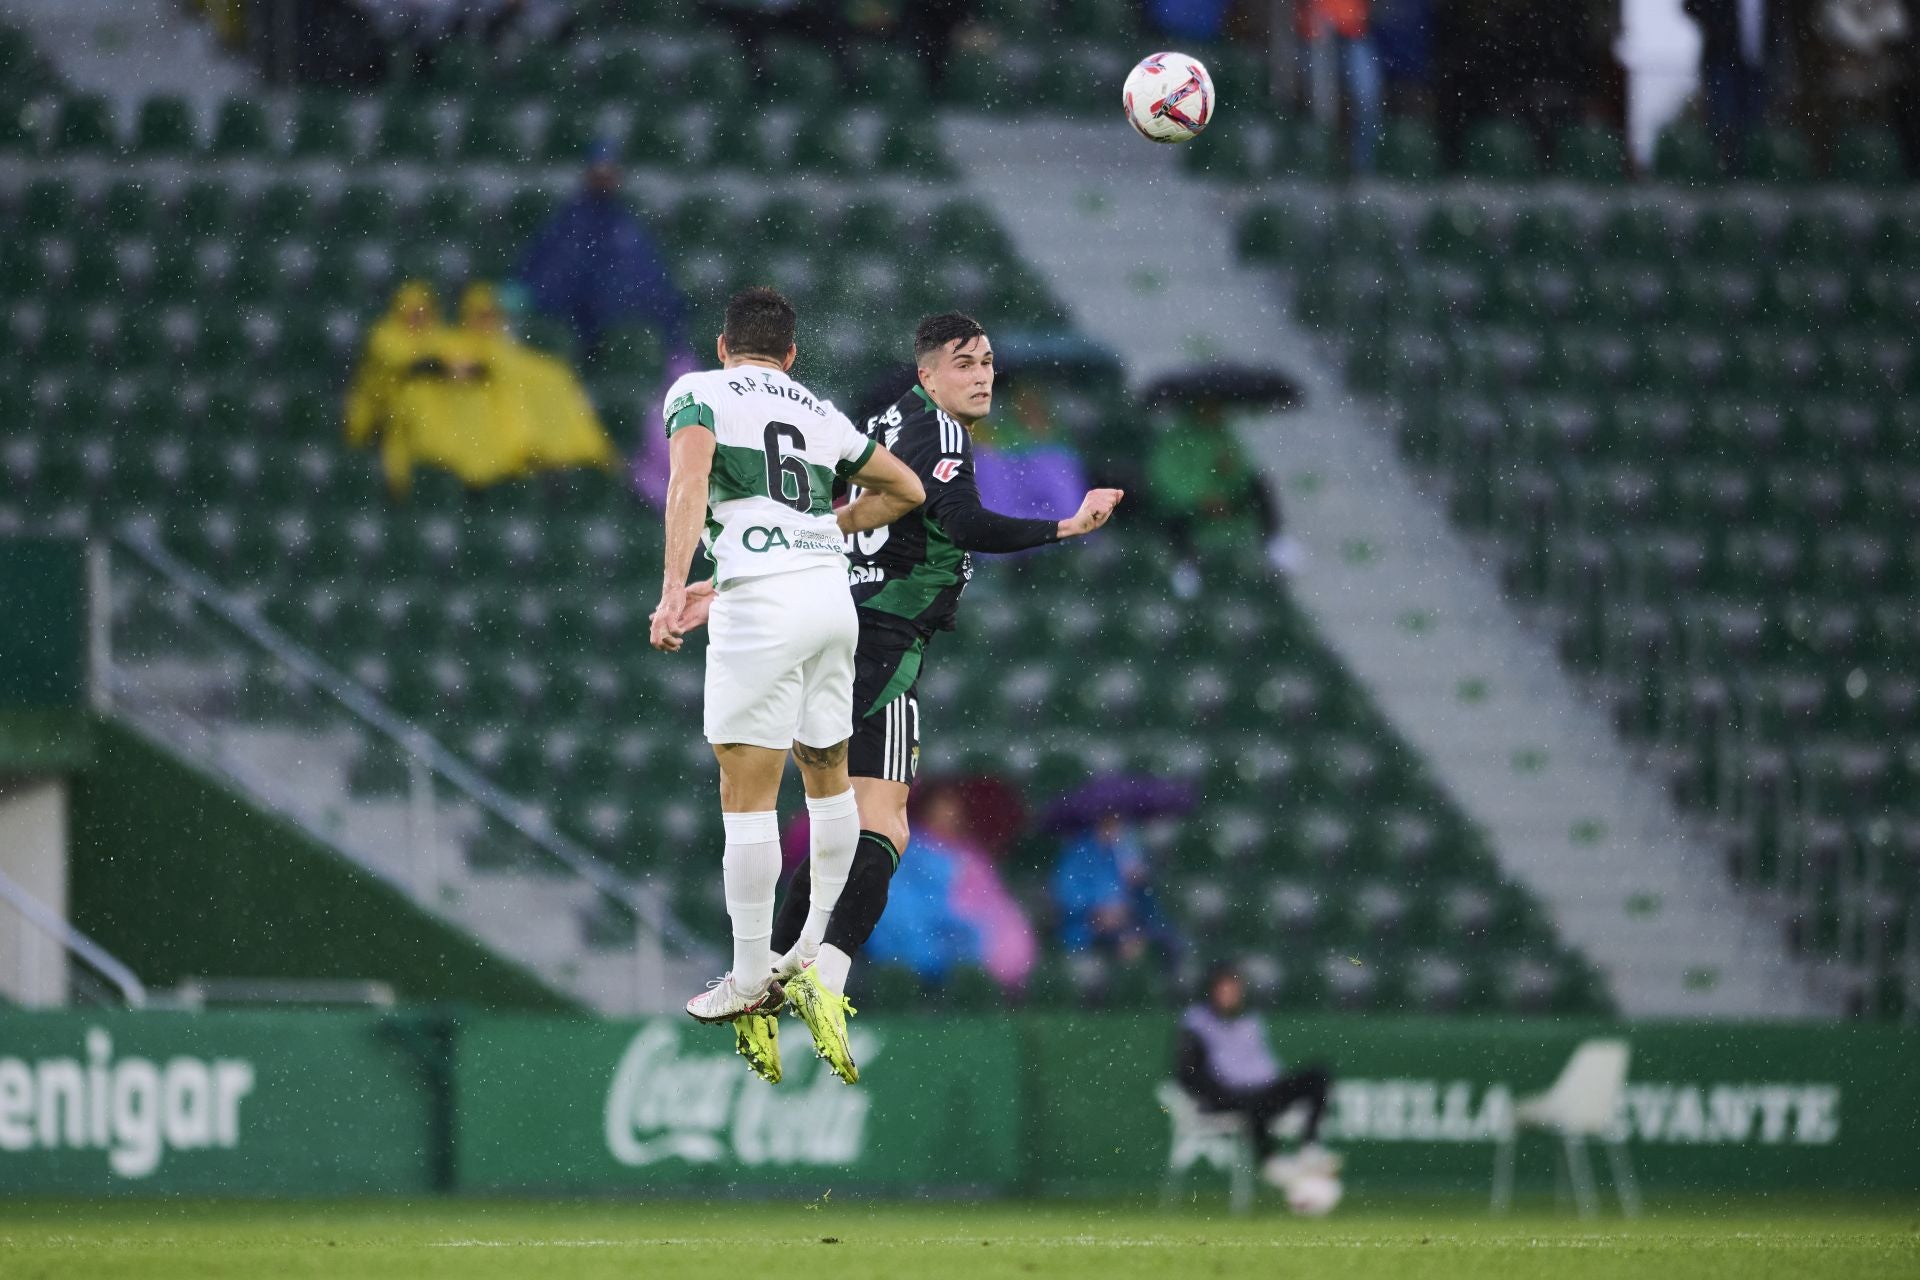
[1491,1038,1641,1218]
[1156,1082,1255,1214]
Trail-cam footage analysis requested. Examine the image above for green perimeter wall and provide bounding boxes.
[67,718,573,1012]
[1,1010,1913,1198]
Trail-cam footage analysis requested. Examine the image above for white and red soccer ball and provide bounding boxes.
[1122,51,1215,143]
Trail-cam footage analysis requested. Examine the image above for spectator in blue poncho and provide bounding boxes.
[512,142,691,359]
[863,830,981,985]
[1052,814,1184,961]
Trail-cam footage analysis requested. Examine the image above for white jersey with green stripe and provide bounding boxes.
[662,365,877,588]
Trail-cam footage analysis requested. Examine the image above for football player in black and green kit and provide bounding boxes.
[685,312,1122,1083]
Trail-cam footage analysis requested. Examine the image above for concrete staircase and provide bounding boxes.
[945,119,1830,1017]
[107,662,707,1017]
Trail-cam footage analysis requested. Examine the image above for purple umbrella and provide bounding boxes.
[1040,775,1199,832]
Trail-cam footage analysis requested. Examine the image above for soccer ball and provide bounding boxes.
[1286,1172,1344,1217]
[1122,52,1215,143]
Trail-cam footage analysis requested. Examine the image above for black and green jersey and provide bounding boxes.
[846,387,1059,635]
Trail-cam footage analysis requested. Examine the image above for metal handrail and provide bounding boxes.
[107,526,706,959]
[0,867,147,1007]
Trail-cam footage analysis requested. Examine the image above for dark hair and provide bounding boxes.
[1204,960,1241,992]
[913,311,987,362]
[723,286,797,359]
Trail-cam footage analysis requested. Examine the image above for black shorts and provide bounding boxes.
[847,621,925,785]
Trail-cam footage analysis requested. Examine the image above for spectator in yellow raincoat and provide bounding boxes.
[457,283,616,475]
[345,280,444,454]
[347,281,615,497]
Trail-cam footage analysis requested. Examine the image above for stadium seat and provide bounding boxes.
[1552,122,1624,183]
[1463,121,1537,180]
[374,100,441,159]
[289,96,354,158]
[134,96,198,154]
[1653,121,1719,183]
[1378,118,1440,180]
[210,97,273,156]
[1832,126,1905,187]
[52,95,117,153]
[1741,126,1815,184]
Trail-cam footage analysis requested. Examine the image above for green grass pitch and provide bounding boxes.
[1,1198,1913,1279]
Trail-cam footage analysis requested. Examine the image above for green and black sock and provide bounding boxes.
[771,830,900,958]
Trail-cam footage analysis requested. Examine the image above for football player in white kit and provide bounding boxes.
[649,287,923,1062]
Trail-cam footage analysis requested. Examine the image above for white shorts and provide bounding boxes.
[703,564,859,751]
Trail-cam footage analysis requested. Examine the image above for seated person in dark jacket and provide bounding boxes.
[1175,961,1341,1187]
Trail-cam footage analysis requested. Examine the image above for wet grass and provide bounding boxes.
[0,1196,1914,1279]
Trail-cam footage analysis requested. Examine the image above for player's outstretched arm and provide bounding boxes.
[1056,488,1125,540]
[651,426,715,652]
[836,444,925,535]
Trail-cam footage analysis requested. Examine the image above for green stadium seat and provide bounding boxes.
[459,101,532,162]
[791,112,856,173]
[851,44,926,108]
[20,178,75,233]
[210,97,273,156]
[507,49,569,99]
[1463,120,1537,180]
[708,107,771,170]
[503,188,554,244]
[1552,122,1624,183]
[1832,126,1905,187]
[875,116,946,176]
[53,95,117,153]
[177,178,239,237]
[685,45,750,103]
[416,185,479,240]
[1741,126,1814,184]
[289,96,354,158]
[1180,116,1261,181]
[430,40,489,92]
[1653,121,1719,183]
[763,41,836,103]
[134,96,198,154]
[254,183,318,239]
[591,46,651,105]
[1271,119,1338,179]
[0,100,32,153]
[373,100,441,159]
[336,184,398,238]
[1378,118,1440,180]
[100,181,158,235]
[543,103,602,161]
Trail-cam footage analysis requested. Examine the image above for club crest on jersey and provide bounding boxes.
[932,458,963,483]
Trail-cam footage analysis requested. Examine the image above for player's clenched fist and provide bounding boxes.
[1059,488,1125,539]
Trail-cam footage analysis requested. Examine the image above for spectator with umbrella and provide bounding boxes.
[1046,776,1192,962]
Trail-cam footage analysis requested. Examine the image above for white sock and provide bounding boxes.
[721,810,781,986]
[798,788,860,952]
[814,943,853,996]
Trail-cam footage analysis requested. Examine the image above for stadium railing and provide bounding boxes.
[98,526,717,1013]
[0,864,147,1007]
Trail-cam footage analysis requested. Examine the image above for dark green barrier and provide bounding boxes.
[2,1010,1912,1197]
[1021,1015,1920,1195]
[0,1010,437,1195]
[70,719,574,1012]
[455,1014,1021,1192]
[0,538,86,711]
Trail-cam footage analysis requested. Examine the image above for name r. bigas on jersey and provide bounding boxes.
[727,375,828,417]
